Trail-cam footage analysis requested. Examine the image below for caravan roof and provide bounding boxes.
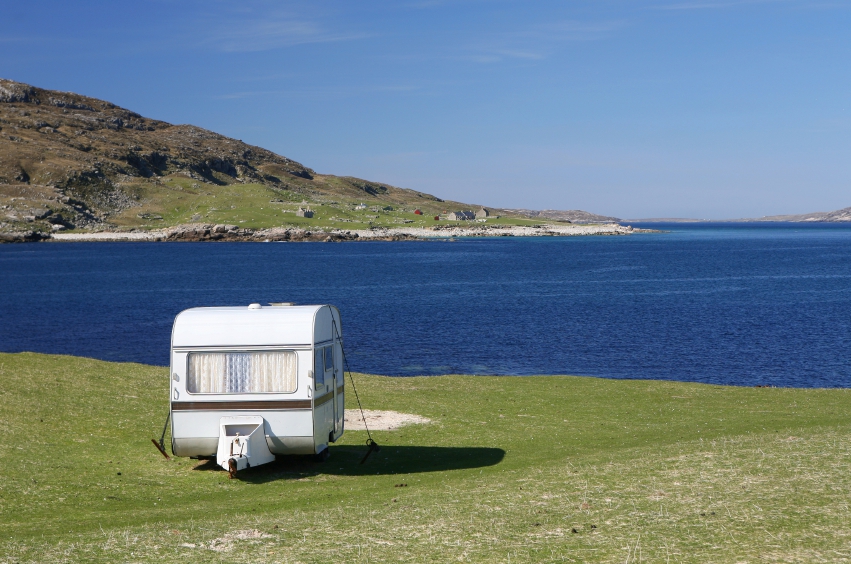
[171,304,338,348]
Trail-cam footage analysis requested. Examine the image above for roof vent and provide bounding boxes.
[248,303,262,310]
[269,302,296,307]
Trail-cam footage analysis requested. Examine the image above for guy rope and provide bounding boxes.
[332,318,380,463]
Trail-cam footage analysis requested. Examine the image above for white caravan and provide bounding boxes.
[169,303,345,477]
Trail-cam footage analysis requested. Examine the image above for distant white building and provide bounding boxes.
[297,206,314,218]
[354,203,367,210]
[447,211,476,221]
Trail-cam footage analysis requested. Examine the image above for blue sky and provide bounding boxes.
[2,1,849,218]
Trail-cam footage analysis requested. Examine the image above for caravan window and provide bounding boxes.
[314,348,325,388]
[324,345,334,373]
[187,351,297,394]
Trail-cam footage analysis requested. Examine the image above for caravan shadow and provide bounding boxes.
[192,445,505,483]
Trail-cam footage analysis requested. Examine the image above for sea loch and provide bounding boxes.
[1,222,849,388]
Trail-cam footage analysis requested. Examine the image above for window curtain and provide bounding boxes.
[188,351,297,393]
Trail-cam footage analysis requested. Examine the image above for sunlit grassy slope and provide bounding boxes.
[104,174,548,232]
[1,353,850,562]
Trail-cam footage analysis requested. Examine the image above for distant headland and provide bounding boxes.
[625,208,851,223]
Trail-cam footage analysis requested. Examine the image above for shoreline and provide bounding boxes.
[5,222,659,243]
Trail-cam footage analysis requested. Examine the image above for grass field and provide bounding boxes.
[104,175,548,232]
[1,353,850,562]
[1,174,561,236]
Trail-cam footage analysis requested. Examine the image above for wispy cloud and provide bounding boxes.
[188,3,370,53]
[530,19,626,40]
[490,48,544,59]
[462,54,504,63]
[460,48,545,63]
[651,0,791,10]
[228,72,297,83]
[202,18,369,52]
[462,19,625,63]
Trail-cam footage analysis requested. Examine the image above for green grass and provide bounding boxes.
[2,353,850,562]
[93,174,550,232]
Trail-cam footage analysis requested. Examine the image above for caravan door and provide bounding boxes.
[327,342,343,439]
[322,345,339,439]
[330,343,340,436]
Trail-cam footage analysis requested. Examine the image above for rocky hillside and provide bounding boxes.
[0,79,313,198]
[754,207,851,222]
[0,79,479,239]
[628,208,851,223]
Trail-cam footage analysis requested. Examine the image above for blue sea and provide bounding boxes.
[1,223,849,387]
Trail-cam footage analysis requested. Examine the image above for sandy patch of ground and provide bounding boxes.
[180,529,273,552]
[344,409,432,431]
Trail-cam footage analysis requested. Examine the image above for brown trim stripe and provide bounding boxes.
[315,393,333,407]
[172,400,312,411]
[315,387,344,407]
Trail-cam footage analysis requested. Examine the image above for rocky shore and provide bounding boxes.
[38,222,656,243]
[351,223,654,239]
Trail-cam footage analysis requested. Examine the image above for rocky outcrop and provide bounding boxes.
[158,223,244,241]
[0,81,35,103]
[0,230,49,243]
[153,224,419,242]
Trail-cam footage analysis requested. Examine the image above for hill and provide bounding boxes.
[627,208,851,223]
[751,207,851,222]
[1,78,554,240]
[3,352,851,561]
